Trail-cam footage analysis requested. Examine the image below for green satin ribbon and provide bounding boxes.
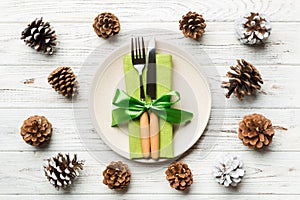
[111,89,193,126]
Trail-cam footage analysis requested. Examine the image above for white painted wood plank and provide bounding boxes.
[0,65,298,108]
[0,151,299,195]
[0,22,299,66]
[0,0,298,198]
[0,22,300,67]
[0,0,298,22]
[0,108,293,151]
[1,195,299,200]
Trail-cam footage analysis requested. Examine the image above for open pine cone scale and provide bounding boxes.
[103,161,131,190]
[48,66,78,97]
[222,59,263,100]
[44,153,84,189]
[179,11,206,40]
[165,161,193,191]
[238,113,275,149]
[20,115,52,146]
[21,17,57,55]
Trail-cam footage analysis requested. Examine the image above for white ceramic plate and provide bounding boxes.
[89,39,211,163]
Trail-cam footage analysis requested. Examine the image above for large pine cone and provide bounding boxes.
[21,17,57,55]
[221,59,263,100]
[20,115,52,146]
[165,161,193,191]
[179,11,206,40]
[48,66,78,97]
[236,12,271,45]
[93,12,120,39]
[44,153,84,189]
[238,113,275,149]
[103,161,131,190]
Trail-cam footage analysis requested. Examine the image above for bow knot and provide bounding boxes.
[111,89,193,126]
[144,102,152,110]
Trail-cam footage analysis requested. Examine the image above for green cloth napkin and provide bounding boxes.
[123,54,174,159]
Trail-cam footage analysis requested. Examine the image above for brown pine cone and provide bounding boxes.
[165,161,193,191]
[179,11,206,40]
[238,113,275,149]
[48,66,78,97]
[20,115,52,146]
[93,12,120,39]
[103,161,131,190]
[221,59,263,100]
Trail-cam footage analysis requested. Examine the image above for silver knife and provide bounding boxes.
[147,38,159,160]
[147,38,156,99]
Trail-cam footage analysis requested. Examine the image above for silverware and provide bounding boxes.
[147,38,159,160]
[131,37,150,158]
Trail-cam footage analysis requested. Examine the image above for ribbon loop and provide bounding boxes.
[111,89,193,126]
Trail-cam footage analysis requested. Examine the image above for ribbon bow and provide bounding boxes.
[111,89,193,126]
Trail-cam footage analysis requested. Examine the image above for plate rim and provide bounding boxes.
[88,39,212,163]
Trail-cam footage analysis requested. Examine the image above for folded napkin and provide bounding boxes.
[123,54,174,159]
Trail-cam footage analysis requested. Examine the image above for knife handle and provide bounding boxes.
[150,112,159,160]
[140,111,150,158]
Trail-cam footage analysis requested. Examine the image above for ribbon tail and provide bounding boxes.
[111,108,144,127]
[152,108,193,124]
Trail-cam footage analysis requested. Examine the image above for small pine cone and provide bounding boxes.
[93,12,121,39]
[238,113,275,149]
[21,17,57,55]
[103,161,131,190]
[221,59,263,100]
[179,11,206,40]
[165,161,193,191]
[236,12,271,45]
[20,115,52,146]
[212,154,245,187]
[44,153,84,189]
[48,66,78,97]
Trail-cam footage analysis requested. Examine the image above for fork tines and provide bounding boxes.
[131,37,145,64]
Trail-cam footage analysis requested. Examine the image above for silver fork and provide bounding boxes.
[131,37,146,100]
[131,37,150,158]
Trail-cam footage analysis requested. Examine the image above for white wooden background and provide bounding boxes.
[0,0,300,199]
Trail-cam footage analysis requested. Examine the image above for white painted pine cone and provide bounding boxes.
[211,153,245,187]
[236,12,271,45]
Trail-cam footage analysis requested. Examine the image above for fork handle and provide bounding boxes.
[139,75,145,100]
[140,111,150,158]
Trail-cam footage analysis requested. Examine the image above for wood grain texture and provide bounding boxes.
[0,108,293,152]
[0,0,299,199]
[0,65,298,108]
[0,0,298,22]
[1,22,299,66]
[1,195,300,200]
[0,151,299,195]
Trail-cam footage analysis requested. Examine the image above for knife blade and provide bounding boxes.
[147,38,156,100]
[147,38,159,160]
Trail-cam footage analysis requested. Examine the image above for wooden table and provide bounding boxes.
[0,0,299,199]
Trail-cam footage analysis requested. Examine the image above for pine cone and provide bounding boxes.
[236,12,271,45]
[20,115,52,146]
[44,153,84,189]
[48,66,78,97]
[93,12,120,39]
[238,113,275,149]
[165,161,193,191]
[221,59,263,100]
[212,154,245,187]
[102,161,131,190]
[21,17,57,55]
[179,11,206,40]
